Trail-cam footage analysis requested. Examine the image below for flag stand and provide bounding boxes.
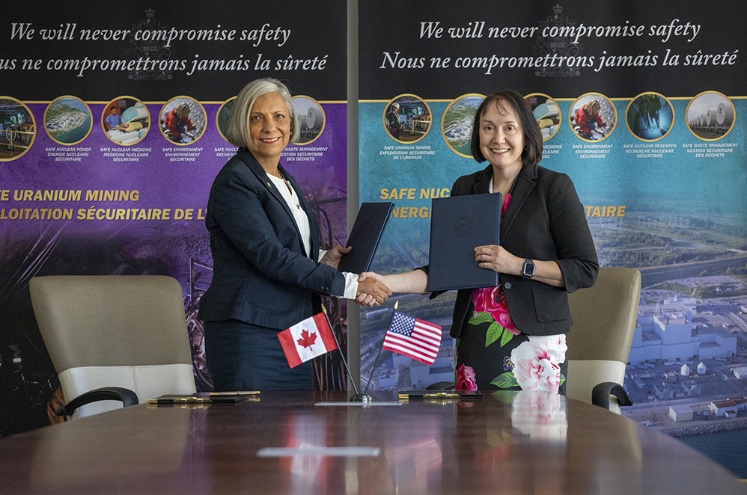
[358,301,399,401]
[321,304,367,402]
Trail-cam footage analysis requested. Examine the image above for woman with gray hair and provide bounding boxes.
[200,78,391,391]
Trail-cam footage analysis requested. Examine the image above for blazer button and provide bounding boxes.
[504,282,512,290]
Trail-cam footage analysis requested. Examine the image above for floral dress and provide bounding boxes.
[454,194,567,394]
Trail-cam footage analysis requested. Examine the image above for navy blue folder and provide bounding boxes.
[337,202,394,273]
[427,193,501,291]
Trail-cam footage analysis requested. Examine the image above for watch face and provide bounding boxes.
[523,260,535,277]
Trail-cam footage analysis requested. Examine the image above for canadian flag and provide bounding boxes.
[278,313,338,368]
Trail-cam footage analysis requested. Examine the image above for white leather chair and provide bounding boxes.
[565,267,641,413]
[29,275,196,418]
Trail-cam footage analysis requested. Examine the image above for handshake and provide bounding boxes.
[322,248,429,307]
[355,272,391,307]
[320,245,397,307]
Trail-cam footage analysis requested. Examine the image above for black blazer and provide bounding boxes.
[199,148,345,329]
[445,163,599,338]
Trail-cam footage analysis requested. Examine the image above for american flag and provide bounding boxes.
[382,311,442,365]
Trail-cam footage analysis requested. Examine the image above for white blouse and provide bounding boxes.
[267,173,357,299]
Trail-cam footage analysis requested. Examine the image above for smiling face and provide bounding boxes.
[247,92,291,167]
[478,99,525,171]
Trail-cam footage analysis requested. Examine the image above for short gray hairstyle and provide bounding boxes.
[224,78,300,147]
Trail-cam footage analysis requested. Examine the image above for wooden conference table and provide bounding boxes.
[0,391,743,494]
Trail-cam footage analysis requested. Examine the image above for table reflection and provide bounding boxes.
[7,391,739,495]
[448,391,569,493]
[510,390,567,442]
[30,405,198,494]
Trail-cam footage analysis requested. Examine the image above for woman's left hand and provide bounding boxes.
[320,245,352,268]
[474,245,522,275]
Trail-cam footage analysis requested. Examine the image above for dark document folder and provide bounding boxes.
[337,202,394,273]
[427,193,501,291]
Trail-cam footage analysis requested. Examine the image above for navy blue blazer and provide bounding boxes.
[199,148,346,329]
[444,163,599,338]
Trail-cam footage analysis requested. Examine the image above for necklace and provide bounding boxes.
[268,170,300,209]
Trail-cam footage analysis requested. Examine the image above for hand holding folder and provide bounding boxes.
[337,202,393,274]
[427,193,502,291]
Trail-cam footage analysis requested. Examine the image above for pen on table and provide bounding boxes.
[209,391,260,396]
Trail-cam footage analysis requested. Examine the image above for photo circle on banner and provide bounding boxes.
[292,95,325,145]
[44,96,93,146]
[524,93,561,142]
[569,93,617,142]
[383,94,432,144]
[442,93,485,158]
[625,92,674,142]
[159,96,207,146]
[216,96,236,144]
[0,97,36,161]
[102,96,150,146]
[685,91,736,141]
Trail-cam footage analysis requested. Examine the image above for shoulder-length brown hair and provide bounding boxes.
[469,89,543,168]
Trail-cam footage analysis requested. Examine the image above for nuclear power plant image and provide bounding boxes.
[44,97,92,145]
[442,94,483,157]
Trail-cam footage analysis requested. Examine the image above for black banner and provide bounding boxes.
[359,0,745,99]
[2,1,346,101]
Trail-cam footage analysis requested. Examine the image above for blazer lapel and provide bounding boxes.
[237,149,310,256]
[238,149,293,213]
[501,163,538,238]
[471,165,492,195]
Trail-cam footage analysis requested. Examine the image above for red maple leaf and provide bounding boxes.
[296,328,318,349]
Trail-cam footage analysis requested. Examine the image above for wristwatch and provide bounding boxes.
[522,258,535,278]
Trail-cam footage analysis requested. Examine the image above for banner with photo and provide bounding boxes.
[0,0,348,435]
[358,0,746,478]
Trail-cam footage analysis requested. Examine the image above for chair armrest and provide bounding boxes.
[57,387,139,418]
[591,382,633,410]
